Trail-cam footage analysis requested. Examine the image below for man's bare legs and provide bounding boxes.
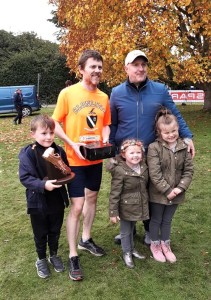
[78,188,105,256]
[67,188,98,258]
[67,180,105,281]
[82,188,98,241]
[67,197,84,258]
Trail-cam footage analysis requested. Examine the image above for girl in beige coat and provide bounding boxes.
[147,108,194,263]
[107,139,149,268]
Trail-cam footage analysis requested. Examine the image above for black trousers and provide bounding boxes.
[14,106,23,124]
[30,211,64,259]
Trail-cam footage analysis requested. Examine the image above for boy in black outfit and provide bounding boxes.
[19,115,70,279]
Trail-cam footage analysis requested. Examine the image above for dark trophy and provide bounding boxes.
[42,147,75,185]
[79,141,116,161]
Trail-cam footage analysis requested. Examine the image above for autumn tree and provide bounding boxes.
[49,0,211,110]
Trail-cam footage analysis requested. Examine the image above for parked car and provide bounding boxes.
[0,85,40,117]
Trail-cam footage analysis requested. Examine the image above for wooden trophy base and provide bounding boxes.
[54,172,75,185]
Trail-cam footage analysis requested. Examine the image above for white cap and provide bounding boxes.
[125,50,148,65]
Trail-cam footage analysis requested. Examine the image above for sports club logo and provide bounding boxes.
[86,108,97,129]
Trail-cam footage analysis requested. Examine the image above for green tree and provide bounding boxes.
[0,30,72,102]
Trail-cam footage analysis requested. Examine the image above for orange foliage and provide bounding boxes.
[49,0,211,88]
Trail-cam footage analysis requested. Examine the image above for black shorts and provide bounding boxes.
[67,163,103,198]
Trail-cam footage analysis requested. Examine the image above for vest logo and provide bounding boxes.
[86,108,97,128]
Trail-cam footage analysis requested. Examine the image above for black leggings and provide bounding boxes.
[149,202,178,241]
[30,212,64,259]
[143,206,151,232]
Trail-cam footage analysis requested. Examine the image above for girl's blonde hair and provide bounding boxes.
[155,106,178,137]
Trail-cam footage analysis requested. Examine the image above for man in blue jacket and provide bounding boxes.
[109,50,195,245]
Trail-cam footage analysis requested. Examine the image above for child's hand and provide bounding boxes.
[173,187,182,196]
[45,180,62,191]
[110,216,120,224]
[167,188,182,201]
[167,190,176,201]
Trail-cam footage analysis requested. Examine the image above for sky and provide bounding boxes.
[0,0,58,43]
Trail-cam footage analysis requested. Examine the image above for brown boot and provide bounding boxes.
[43,147,71,175]
[42,147,75,185]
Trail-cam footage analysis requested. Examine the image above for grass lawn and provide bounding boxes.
[0,105,210,300]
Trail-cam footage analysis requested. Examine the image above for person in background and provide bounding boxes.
[13,88,23,125]
[107,139,149,268]
[18,115,69,279]
[147,107,194,263]
[109,49,195,246]
[52,49,111,281]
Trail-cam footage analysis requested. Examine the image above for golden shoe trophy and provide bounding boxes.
[42,147,75,185]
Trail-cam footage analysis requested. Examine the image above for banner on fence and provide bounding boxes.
[169,90,205,103]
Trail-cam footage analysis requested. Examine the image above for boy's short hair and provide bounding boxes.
[30,114,55,132]
[78,49,103,70]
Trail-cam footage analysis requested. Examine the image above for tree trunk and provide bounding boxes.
[197,82,211,111]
